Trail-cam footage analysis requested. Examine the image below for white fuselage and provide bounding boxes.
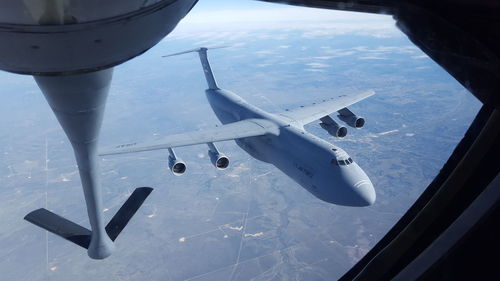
[206,88,376,207]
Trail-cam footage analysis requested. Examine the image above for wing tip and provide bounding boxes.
[362,89,375,96]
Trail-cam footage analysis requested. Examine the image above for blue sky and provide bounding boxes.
[170,1,396,38]
[182,1,393,25]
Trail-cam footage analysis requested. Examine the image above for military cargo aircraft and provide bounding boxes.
[101,47,376,207]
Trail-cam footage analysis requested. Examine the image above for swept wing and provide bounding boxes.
[99,118,280,156]
[279,90,374,125]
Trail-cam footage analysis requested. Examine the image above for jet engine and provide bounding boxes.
[207,143,230,170]
[320,115,348,138]
[167,148,186,176]
[337,108,365,128]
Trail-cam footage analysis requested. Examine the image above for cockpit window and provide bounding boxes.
[336,158,354,165]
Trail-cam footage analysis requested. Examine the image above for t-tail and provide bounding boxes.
[163,46,227,90]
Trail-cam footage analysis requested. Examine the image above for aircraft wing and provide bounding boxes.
[278,90,374,125]
[99,118,280,156]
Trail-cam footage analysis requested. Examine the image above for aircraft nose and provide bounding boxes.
[339,162,376,207]
[354,180,376,206]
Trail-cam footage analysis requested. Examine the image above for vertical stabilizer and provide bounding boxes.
[197,48,219,90]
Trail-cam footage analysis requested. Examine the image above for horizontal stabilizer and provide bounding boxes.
[162,46,228,89]
[106,187,153,241]
[162,46,228,57]
[24,208,91,249]
[24,187,153,249]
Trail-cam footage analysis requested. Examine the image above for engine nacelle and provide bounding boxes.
[167,148,186,176]
[320,122,347,138]
[337,108,365,128]
[209,151,230,170]
[207,143,229,170]
[319,115,347,138]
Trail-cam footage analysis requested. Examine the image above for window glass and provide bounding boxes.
[0,1,482,281]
